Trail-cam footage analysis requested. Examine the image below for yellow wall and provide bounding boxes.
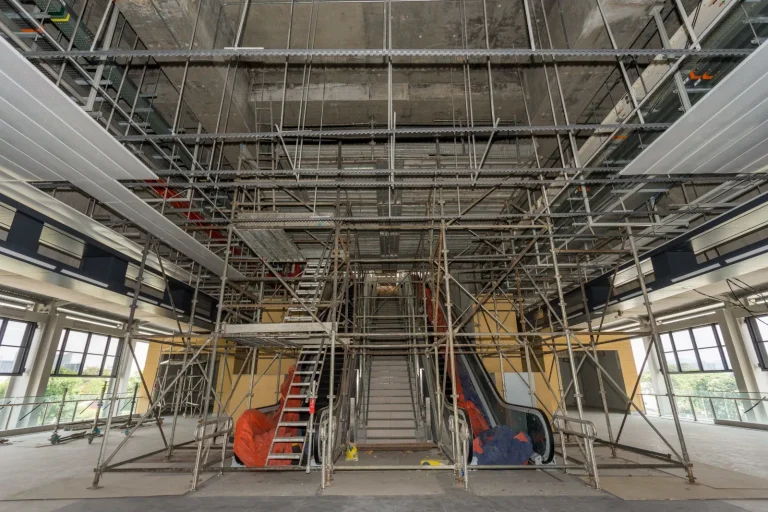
[136,302,295,421]
[471,297,643,417]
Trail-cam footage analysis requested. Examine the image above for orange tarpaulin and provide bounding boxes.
[419,284,490,437]
[233,366,305,467]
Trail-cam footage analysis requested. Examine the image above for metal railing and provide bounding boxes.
[552,415,600,489]
[0,391,140,432]
[639,392,768,425]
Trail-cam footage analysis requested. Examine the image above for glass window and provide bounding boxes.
[698,348,725,371]
[0,318,35,375]
[672,330,694,350]
[51,329,121,377]
[660,324,730,374]
[660,333,673,352]
[746,315,768,371]
[677,350,699,372]
[692,326,718,348]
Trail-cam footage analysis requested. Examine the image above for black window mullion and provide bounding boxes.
[747,317,768,371]
[54,328,70,374]
[689,327,704,371]
[668,334,682,372]
[711,324,730,371]
[0,318,9,348]
[112,338,122,377]
[15,323,34,374]
[98,337,109,376]
[79,332,93,376]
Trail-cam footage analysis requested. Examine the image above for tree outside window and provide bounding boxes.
[51,328,121,378]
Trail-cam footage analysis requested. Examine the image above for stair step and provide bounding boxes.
[368,411,417,420]
[367,419,416,428]
[287,394,308,399]
[279,421,308,427]
[369,389,411,397]
[284,407,310,412]
[367,404,415,412]
[365,429,418,438]
[267,454,302,460]
[272,437,305,442]
[369,396,412,404]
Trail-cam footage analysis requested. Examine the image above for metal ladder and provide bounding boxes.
[284,249,329,322]
[266,346,328,465]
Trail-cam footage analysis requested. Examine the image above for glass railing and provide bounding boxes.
[639,391,768,425]
[0,391,140,432]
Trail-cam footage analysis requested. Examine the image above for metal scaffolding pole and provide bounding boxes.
[627,227,695,484]
[91,236,153,489]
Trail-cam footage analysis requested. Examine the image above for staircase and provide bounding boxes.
[285,253,326,323]
[360,356,422,445]
[266,346,327,465]
[266,249,330,465]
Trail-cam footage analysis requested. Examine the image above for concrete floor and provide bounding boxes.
[584,411,768,480]
[0,415,767,511]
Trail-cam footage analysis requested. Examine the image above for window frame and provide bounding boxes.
[746,315,768,371]
[0,317,36,376]
[659,323,731,374]
[51,328,122,377]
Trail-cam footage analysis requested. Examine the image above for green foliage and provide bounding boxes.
[0,377,9,398]
[670,372,738,395]
[669,372,741,421]
[45,377,109,398]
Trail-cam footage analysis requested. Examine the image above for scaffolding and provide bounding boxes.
[2,0,768,494]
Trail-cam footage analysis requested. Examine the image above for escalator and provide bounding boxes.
[419,283,555,466]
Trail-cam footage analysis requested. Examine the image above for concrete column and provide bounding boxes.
[2,302,63,430]
[114,325,139,396]
[718,307,768,423]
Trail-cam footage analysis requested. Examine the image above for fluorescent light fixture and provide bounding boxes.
[600,318,639,329]
[593,299,618,311]
[0,300,29,310]
[60,269,109,288]
[620,290,643,301]
[656,303,723,322]
[57,307,123,326]
[658,311,716,325]
[65,316,122,330]
[223,46,264,50]
[139,326,175,336]
[127,290,159,305]
[670,263,721,283]
[725,245,768,264]
[0,293,34,305]
[0,245,56,269]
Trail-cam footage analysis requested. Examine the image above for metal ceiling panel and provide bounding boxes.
[621,41,768,176]
[0,37,243,280]
[0,39,154,182]
[237,229,305,263]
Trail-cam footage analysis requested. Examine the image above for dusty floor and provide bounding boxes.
[584,411,768,480]
[0,415,767,511]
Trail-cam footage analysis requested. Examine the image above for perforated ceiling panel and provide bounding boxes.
[621,42,768,176]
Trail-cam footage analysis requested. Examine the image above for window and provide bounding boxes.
[660,324,731,373]
[746,315,768,371]
[52,329,121,377]
[0,201,15,242]
[0,318,35,375]
[125,263,165,300]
